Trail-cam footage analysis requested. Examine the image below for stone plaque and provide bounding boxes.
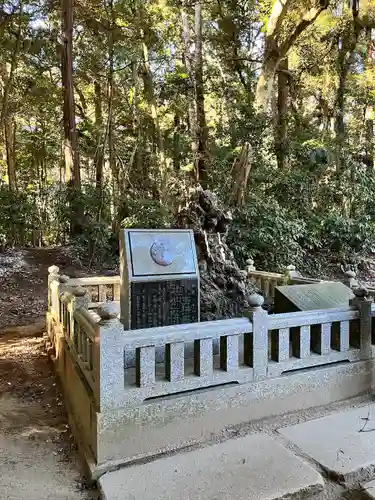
[274,282,355,314]
[119,229,200,329]
[130,280,199,330]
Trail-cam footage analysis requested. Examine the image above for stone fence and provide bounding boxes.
[244,259,370,299]
[46,265,375,477]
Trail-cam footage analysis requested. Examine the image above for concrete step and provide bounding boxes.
[279,402,375,485]
[98,433,323,500]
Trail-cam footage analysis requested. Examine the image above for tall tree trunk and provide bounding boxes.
[173,114,181,171]
[61,0,81,234]
[141,28,167,199]
[275,57,289,169]
[181,4,198,176]
[194,2,208,187]
[365,26,373,168]
[94,80,104,200]
[107,0,118,215]
[334,12,362,172]
[0,2,23,193]
[131,58,141,174]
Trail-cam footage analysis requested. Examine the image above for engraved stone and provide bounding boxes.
[274,282,354,314]
[119,229,200,330]
[150,239,175,266]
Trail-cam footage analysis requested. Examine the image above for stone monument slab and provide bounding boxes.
[274,282,354,314]
[119,229,200,330]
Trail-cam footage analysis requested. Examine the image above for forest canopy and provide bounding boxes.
[1,0,375,272]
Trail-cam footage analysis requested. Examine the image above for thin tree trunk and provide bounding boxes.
[365,26,373,168]
[275,57,289,169]
[4,116,16,192]
[94,81,104,191]
[131,58,141,173]
[173,114,181,171]
[194,2,208,187]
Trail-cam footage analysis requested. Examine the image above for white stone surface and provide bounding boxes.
[279,404,375,481]
[364,479,375,499]
[98,434,323,500]
[126,229,198,277]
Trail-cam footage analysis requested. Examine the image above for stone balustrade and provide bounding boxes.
[46,265,375,473]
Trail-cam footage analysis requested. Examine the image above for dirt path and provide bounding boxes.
[0,248,101,500]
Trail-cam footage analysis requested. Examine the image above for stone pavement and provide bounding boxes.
[98,434,324,500]
[279,403,375,484]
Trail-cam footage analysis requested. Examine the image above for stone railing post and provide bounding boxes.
[97,303,123,409]
[350,287,373,360]
[71,286,89,310]
[245,293,268,380]
[342,269,359,289]
[47,265,59,311]
[246,258,256,274]
[285,264,298,282]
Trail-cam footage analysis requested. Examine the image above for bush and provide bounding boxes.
[227,195,307,271]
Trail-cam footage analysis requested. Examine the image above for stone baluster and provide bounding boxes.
[48,265,60,313]
[342,269,359,289]
[97,302,118,320]
[194,338,213,377]
[220,334,239,372]
[165,342,185,382]
[71,287,89,351]
[100,304,154,390]
[271,328,290,363]
[99,284,107,303]
[244,293,268,380]
[113,283,120,301]
[285,264,297,282]
[72,286,89,310]
[350,287,373,360]
[57,274,70,326]
[58,274,70,284]
[97,303,125,402]
[246,258,256,275]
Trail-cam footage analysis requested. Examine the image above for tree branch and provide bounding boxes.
[266,0,292,43]
[279,1,330,57]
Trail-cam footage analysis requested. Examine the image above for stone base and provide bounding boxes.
[98,434,324,500]
[279,403,375,485]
